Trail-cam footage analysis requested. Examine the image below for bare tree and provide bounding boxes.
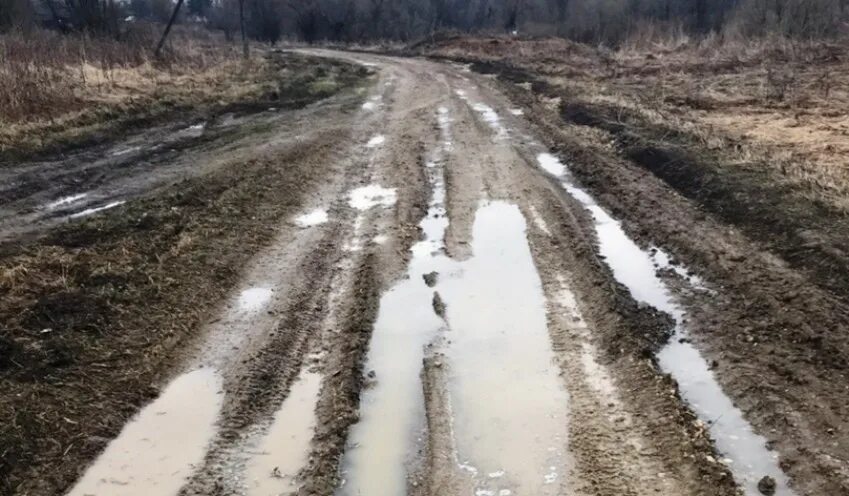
[154,0,185,56]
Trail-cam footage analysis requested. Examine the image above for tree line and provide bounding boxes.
[2,0,847,45]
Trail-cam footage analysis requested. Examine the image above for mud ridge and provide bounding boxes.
[298,253,381,496]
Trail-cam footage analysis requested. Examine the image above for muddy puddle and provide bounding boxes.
[244,370,322,495]
[348,185,397,210]
[362,95,383,111]
[237,287,274,313]
[340,105,568,495]
[338,113,452,496]
[535,152,795,496]
[467,99,507,138]
[46,193,88,210]
[438,201,570,496]
[69,201,126,219]
[294,208,329,227]
[67,368,223,496]
[366,134,386,148]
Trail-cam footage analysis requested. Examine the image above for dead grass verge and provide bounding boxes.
[0,25,273,161]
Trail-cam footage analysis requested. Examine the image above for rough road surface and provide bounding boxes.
[3,49,838,496]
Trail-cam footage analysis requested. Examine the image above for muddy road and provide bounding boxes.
[3,49,844,496]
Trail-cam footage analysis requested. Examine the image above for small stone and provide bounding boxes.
[758,475,776,495]
[432,291,446,318]
[423,271,439,287]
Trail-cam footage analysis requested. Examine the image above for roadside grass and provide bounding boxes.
[423,33,849,212]
[0,25,273,160]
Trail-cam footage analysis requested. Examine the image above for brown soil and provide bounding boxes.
[422,36,849,495]
[5,43,848,496]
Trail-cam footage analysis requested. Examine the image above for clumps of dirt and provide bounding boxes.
[759,475,777,495]
[0,108,362,494]
[422,271,438,287]
[431,291,446,319]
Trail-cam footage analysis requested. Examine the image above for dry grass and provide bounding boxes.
[0,24,270,157]
[424,33,849,211]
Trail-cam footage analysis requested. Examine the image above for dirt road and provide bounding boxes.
[4,49,843,496]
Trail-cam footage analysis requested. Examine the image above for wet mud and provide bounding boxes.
[3,47,844,496]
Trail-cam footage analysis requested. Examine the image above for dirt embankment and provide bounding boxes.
[422,36,849,495]
[0,55,371,495]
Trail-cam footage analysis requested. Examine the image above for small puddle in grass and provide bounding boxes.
[46,193,88,209]
[245,371,322,496]
[348,185,397,211]
[362,95,383,111]
[237,287,273,313]
[69,201,126,218]
[294,208,329,227]
[366,134,386,148]
[111,145,142,157]
[67,368,222,496]
[535,152,795,496]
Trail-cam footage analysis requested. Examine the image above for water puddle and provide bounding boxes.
[340,109,570,495]
[177,123,206,138]
[362,95,383,111]
[535,153,795,496]
[348,185,397,211]
[237,287,273,312]
[244,370,322,496]
[470,103,507,138]
[438,201,570,496]
[67,368,223,496]
[338,109,453,496]
[69,201,126,218]
[46,193,88,209]
[111,145,142,157]
[537,153,566,177]
[527,204,551,236]
[294,208,329,227]
[366,134,386,148]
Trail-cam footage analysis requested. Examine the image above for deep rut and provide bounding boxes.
[57,50,806,496]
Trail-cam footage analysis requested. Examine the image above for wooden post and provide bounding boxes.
[154,0,186,57]
[238,0,249,58]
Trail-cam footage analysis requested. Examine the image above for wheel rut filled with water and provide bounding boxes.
[6,49,819,496]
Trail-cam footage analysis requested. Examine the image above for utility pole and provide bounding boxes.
[155,0,186,57]
[239,0,249,58]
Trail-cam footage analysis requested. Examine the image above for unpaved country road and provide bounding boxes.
[40,49,823,496]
